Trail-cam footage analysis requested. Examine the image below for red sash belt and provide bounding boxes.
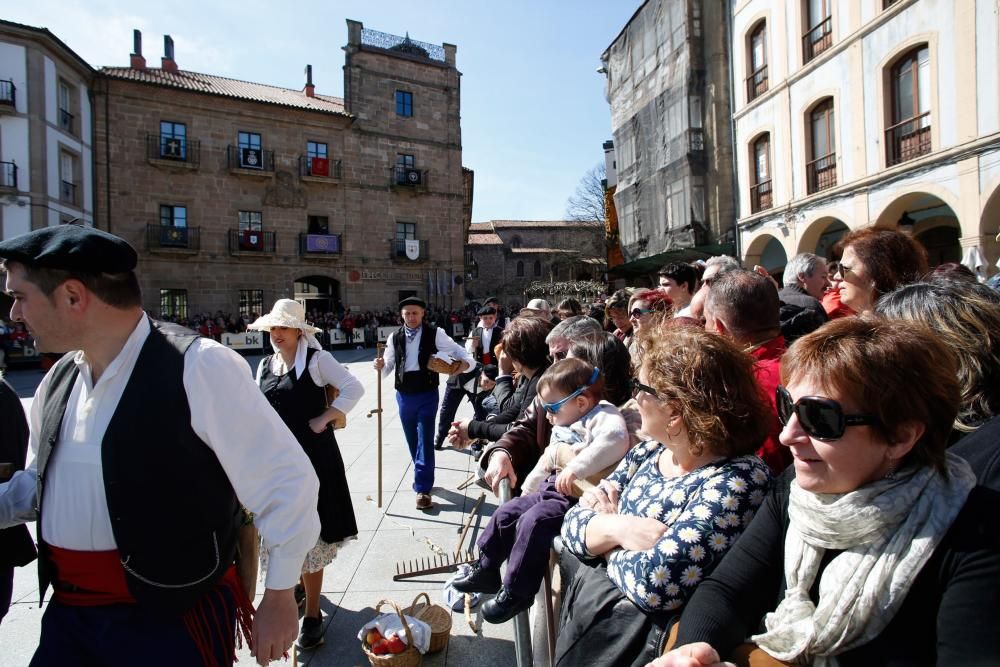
[47,545,135,606]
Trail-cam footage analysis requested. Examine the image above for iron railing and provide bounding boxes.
[746,65,768,102]
[0,161,16,190]
[228,229,276,253]
[59,108,74,134]
[147,224,200,251]
[300,233,342,255]
[299,156,342,179]
[60,180,76,205]
[227,145,275,172]
[391,238,428,260]
[750,180,773,213]
[146,134,200,165]
[807,153,837,193]
[885,112,931,166]
[360,28,445,62]
[393,166,427,187]
[802,17,833,63]
[0,80,14,108]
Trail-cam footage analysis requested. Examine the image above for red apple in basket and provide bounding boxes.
[386,635,407,654]
[365,628,382,647]
[372,638,389,655]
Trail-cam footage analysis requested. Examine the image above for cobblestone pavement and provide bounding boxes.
[0,347,520,667]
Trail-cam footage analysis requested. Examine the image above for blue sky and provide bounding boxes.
[6,1,639,222]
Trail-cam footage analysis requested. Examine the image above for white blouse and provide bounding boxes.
[255,336,364,416]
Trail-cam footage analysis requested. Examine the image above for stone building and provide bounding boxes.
[733,0,999,278]
[94,19,470,319]
[0,19,94,245]
[600,0,737,284]
[464,220,607,306]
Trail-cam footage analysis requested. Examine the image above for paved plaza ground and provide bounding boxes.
[0,347,521,667]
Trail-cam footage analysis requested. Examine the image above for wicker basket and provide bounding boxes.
[362,599,423,667]
[427,356,462,375]
[403,592,452,654]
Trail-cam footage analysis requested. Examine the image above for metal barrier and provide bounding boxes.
[499,479,533,667]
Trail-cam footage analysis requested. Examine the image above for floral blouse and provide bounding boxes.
[560,439,772,613]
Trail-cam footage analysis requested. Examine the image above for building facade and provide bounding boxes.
[0,20,94,247]
[733,0,1000,277]
[464,220,607,306]
[600,0,737,283]
[94,20,469,320]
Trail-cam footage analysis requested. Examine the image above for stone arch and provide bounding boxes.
[872,185,960,230]
[873,191,961,267]
[744,232,788,275]
[796,214,850,257]
[294,275,340,315]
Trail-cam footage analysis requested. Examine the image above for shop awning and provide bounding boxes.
[607,243,736,279]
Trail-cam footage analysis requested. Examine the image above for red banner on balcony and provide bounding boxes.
[310,157,330,177]
[240,230,263,251]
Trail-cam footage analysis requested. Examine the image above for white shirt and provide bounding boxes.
[380,325,474,379]
[254,336,364,416]
[468,323,499,360]
[0,316,320,590]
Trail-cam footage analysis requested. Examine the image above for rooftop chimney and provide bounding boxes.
[304,64,315,98]
[130,29,146,70]
[161,35,178,74]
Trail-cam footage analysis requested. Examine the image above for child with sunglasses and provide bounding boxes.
[453,358,629,624]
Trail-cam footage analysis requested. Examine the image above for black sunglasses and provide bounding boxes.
[776,385,880,441]
[630,378,659,400]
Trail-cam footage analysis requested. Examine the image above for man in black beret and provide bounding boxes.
[0,225,320,665]
[374,296,473,509]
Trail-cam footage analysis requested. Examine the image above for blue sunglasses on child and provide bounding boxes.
[541,367,601,414]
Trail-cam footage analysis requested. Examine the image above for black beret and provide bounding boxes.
[481,364,499,381]
[398,296,427,310]
[477,305,497,316]
[484,296,499,304]
[0,224,137,273]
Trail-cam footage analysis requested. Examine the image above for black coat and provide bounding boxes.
[778,284,828,344]
[0,379,36,568]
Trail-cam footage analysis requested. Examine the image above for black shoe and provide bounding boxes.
[434,441,447,450]
[452,560,502,594]
[296,615,325,650]
[294,582,306,610]
[482,587,534,624]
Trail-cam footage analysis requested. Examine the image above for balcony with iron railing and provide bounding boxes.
[228,229,276,255]
[60,180,76,206]
[299,156,342,180]
[390,238,429,262]
[299,233,342,256]
[147,224,200,252]
[885,112,932,167]
[146,134,200,167]
[750,180,773,213]
[59,108,74,134]
[0,161,16,191]
[807,153,837,194]
[0,79,14,111]
[688,128,705,154]
[746,66,768,102]
[360,27,446,63]
[227,145,275,174]
[391,166,428,189]
[802,17,833,64]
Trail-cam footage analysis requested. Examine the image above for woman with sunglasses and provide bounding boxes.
[453,358,629,623]
[626,288,673,366]
[831,227,927,314]
[554,327,772,667]
[653,317,999,667]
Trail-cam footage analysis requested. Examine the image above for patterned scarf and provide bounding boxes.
[752,452,975,664]
[404,325,420,343]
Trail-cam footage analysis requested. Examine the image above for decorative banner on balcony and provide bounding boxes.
[240,147,262,169]
[405,239,420,260]
[305,234,339,253]
[160,226,189,247]
[310,157,330,177]
[240,230,263,250]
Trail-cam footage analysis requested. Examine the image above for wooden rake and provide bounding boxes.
[393,492,485,581]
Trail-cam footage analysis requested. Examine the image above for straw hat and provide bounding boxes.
[247,299,322,335]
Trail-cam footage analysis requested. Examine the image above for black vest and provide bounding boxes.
[38,320,241,613]
[393,323,439,393]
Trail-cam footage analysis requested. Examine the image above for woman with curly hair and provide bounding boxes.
[626,288,673,367]
[832,226,928,314]
[554,326,773,667]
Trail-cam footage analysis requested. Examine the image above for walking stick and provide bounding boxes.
[367,343,385,507]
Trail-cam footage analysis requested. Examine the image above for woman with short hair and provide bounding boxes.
[626,288,672,366]
[654,318,999,666]
[832,227,928,314]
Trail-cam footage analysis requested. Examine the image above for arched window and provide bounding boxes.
[533,260,542,276]
[803,0,832,63]
[516,261,524,277]
[807,98,836,193]
[746,21,768,101]
[750,133,772,212]
[886,46,931,166]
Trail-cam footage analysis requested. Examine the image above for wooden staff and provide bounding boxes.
[367,343,386,507]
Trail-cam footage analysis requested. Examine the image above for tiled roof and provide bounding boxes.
[509,247,579,254]
[100,67,349,116]
[467,233,503,245]
[486,220,601,228]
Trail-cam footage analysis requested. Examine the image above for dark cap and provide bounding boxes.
[484,296,499,305]
[398,296,427,310]
[477,305,497,316]
[481,364,499,381]
[0,224,137,273]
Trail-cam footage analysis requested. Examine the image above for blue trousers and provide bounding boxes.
[397,389,439,493]
[29,589,235,666]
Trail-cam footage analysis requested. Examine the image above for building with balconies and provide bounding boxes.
[94,20,469,318]
[733,0,1000,278]
[599,0,738,285]
[0,20,94,246]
